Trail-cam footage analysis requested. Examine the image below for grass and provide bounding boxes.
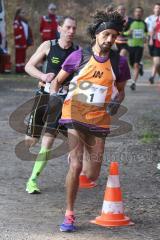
[138,112,160,144]
[140,130,159,144]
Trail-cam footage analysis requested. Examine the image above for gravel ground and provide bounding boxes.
[0,71,160,240]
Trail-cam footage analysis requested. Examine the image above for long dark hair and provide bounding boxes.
[14,8,22,20]
[14,7,27,22]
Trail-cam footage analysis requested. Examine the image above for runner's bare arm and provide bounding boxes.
[50,69,70,94]
[25,41,55,82]
[114,80,127,103]
[106,81,127,116]
[148,21,156,45]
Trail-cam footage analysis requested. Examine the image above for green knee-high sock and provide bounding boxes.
[29,147,51,181]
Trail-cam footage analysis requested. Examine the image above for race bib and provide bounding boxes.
[75,82,108,107]
[133,29,144,39]
[58,86,68,95]
[44,82,50,93]
[44,83,68,95]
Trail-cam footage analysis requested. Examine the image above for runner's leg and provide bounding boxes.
[83,135,105,181]
[66,129,84,211]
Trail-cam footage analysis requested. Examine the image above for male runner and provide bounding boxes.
[49,10,130,232]
[25,16,77,194]
[124,7,148,90]
[116,4,131,56]
[146,3,160,84]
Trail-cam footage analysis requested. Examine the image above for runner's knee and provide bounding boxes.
[85,171,100,181]
[69,160,83,175]
[25,135,38,147]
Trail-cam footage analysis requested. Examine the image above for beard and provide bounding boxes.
[99,43,112,52]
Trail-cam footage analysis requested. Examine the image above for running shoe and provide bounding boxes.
[149,76,154,84]
[157,163,160,170]
[60,215,76,232]
[26,179,41,194]
[130,82,136,91]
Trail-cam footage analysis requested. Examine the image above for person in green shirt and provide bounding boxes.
[124,6,148,90]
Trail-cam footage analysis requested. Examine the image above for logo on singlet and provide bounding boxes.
[92,71,104,78]
[51,57,60,64]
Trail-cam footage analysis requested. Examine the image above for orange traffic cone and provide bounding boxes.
[91,162,134,227]
[79,174,97,189]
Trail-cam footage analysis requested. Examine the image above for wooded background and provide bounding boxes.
[4,0,159,62]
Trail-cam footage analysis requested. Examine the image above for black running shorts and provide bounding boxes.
[128,46,143,66]
[26,88,66,138]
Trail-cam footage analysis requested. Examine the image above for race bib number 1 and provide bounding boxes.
[76,83,108,107]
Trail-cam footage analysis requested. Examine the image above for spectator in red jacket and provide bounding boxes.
[40,3,58,42]
[13,8,33,73]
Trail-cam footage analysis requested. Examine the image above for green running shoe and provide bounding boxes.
[26,179,41,194]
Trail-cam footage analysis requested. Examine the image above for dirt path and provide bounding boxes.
[0,72,160,240]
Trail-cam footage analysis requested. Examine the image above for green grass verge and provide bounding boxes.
[140,130,159,144]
